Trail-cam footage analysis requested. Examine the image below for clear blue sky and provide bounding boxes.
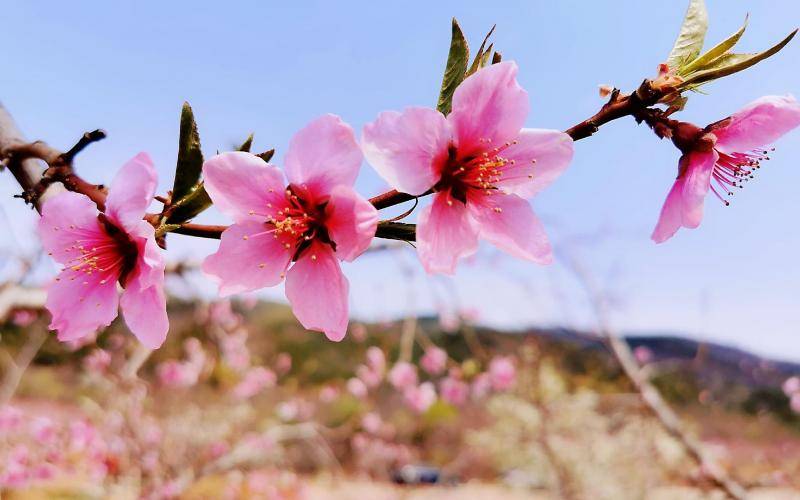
[2,1,799,360]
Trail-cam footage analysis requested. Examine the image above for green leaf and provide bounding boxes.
[436,18,470,115]
[466,24,496,76]
[257,149,275,163]
[680,15,748,75]
[680,29,797,88]
[166,182,212,224]
[171,102,204,203]
[238,133,254,152]
[666,0,708,70]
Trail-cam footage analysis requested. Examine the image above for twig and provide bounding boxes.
[0,327,47,406]
[559,249,747,500]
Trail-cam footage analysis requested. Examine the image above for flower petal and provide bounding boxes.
[362,107,451,195]
[105,153,158,232]
[713,95,800,153]
[650,151,717,244]
[448,61,529,157]
[324,185,378,262]
[120,278,169,349]
[203,152,288,223]
[680,150,717,229]
[496,129,574,198]
[127,221,165,289]
[38,192,103,265]
[285,241,349,341]
[202,221,293,296]
[467,192,552,264]
[284,114,363,195]
[416,192,479,275]
[651,179,684,244]
[45,270,119,343]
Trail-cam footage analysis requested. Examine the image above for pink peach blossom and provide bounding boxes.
[489,356,516,391]
[366,346,386,375]
[347,377,368,399]
[653,95,800,243]
[783,376,800,396]
[319,385,340,403]
[361,412,383,434]
[357,364,383,388]
[420,346,447,375]
[38,153,168,348]
[791,393,800,414]
[471,372,492,399]
[363,61,574,274]
[440,376,469,406]
[202,115,378,341]
[83,348,112,374]
[233,366,276,399]
[388,361,418,389]
[275,352,292,375]
[403,382,437,414]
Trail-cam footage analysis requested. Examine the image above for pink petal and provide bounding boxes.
[713,95,800,154]
[361,107,451,195]
[202,221,293,296]
[324,185,378,262]
[448,61,529,157]
[284,114,363,195]
[285,241,349,341]
[467,192,552,264]
[105,153,158,232]
[651,179,684,244]
[120,276,169,349]
[38,192,102,265]
[416,192,479,275]
[45,270,119,343]
[127,222,166,289]
[496,129,574,198]
[680,151,717,228]
[651,151,717,243]
[203,152,288,223]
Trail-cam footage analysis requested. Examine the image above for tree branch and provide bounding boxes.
[1,79,667,241]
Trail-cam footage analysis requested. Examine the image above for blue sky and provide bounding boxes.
[2,1,799,360]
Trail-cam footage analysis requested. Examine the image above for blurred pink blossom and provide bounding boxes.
[389,361,418,390]
[489,356,516,391]
[403,382,437,414]
[421,346,447,375]
[365,346,386,375]
[783,376,800,396]
[233,366,277,399]
[0,405,23,431]
[440,376,469,406]
[83,348,112,374]
[471,372,492,399]
[220,329,251,372]
[11,309,37,327]
[791,393,800,414]
[347,377,368,399]
[319,385,340,403]
[633,346,653,365]
[361,412,383,434]
[438,311,461,332]
[357,364,383,388]
[275,352,292,375]
[350,323,368,342]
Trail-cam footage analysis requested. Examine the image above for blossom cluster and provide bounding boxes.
[35,56,800,349]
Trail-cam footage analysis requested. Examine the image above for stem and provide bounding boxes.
[1,79,666,241]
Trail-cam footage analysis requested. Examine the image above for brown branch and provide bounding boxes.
[2,79,667,241]
[560,249,747,500]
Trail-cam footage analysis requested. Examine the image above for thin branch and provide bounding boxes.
[559,249,747,500]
